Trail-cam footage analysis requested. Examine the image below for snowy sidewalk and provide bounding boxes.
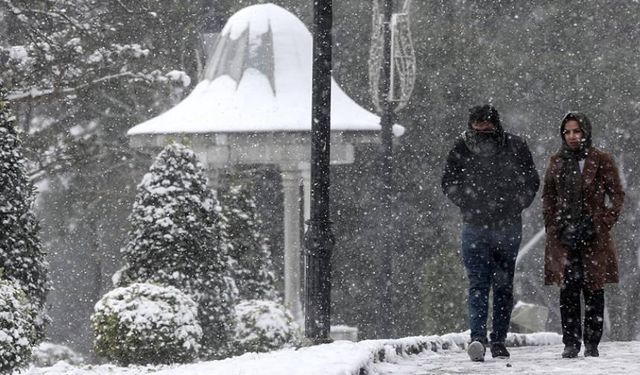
[22,332,565,375]
[27,332,638,375]
[374,341,640,374]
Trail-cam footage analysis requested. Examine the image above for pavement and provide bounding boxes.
[373,341,640,374]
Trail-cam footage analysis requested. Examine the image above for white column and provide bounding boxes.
[300,166,311,223]
[281,169,303,324]
[206,167,221,190]
[300,165,310,330]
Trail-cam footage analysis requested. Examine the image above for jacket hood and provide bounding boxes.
[560,111,592,149]
[467,104,504,136]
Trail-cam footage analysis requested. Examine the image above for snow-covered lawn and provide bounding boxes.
[22,332,563,375]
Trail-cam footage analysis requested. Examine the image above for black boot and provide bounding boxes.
[562,344,580,358]
[490,342,510,358]
[584,344,599,357]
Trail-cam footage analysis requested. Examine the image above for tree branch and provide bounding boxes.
[8,71,150,103]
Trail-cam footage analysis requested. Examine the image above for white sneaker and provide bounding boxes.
[467,341,486,362]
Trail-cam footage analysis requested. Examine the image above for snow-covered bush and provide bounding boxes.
[0,279,36,372]
[30,342,85,367]
[220,184,278,301]
[0,83,49,344]
[233,300,300,354]
[117,142,237,359]
[91,282,202,365]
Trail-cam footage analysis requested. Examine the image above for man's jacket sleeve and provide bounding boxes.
[441,141,467,208]
[516,140,540,211]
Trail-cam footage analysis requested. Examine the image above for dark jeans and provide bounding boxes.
[461,222,522,344]
[560,247,605,348]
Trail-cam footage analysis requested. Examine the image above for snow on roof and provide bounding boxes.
[128,3,404,136]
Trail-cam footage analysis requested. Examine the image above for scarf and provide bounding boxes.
[557,144,589,225]
[463,130,505,157]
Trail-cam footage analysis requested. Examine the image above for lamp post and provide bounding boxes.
[370,0,418,339]
[378,0,395,339]
[304,0,335,343]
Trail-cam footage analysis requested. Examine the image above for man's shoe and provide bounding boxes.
[561,345,580,358]
[490,342,510,358]
[467,341,486,362]
[584,344,599,357]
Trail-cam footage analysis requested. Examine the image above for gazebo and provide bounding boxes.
[128,3,403,324]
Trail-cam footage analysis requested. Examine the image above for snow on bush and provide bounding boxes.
[30,342,84,367]
[0,83,49,344]
[0,279,36,373]
[233,300,300,354]
[91,282,202,365]
[118,142,237,359]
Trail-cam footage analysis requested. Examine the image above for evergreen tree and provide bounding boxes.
[1,0,196,351]
[117,142,236,359]
[220,183,278,301]
[0,82,48,339]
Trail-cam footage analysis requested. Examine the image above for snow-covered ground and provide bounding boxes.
[375,341,640,374]
[18,332,577,375]
[20,331,639,374]
[24,340,374,375]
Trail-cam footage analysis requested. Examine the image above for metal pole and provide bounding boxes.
[304,0,335,343]
[299,178,305,319]
[378,0,395,338]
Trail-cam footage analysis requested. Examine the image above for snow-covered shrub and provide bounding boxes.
[117,142,237,359]
[0,83,49,344]
[220,184,278,301]
[233,300,300,354]
[91,282,202,365]
[0,279,36,372]
[30,342,85,367]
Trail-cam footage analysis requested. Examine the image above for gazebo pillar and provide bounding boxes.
[281,166,310,325]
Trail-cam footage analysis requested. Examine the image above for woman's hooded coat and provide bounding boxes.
[542,112,625,290]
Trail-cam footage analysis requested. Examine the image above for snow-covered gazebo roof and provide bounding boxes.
[128,3,403,135]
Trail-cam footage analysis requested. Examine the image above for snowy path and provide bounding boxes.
[373,341,640,374]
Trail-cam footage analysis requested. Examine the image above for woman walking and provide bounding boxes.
[542,112,624,358]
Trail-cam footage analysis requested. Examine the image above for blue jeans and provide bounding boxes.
[461,222,522,343]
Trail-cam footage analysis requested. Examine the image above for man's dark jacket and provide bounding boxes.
[441,132,540,227]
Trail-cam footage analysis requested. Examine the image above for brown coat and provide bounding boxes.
[542,147,625,290]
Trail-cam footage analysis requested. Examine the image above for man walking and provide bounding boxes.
[441,104,539,361]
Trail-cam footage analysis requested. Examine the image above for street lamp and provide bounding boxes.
[379,0,395,339]
[304,0,335,343]
[368,0,416,338]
